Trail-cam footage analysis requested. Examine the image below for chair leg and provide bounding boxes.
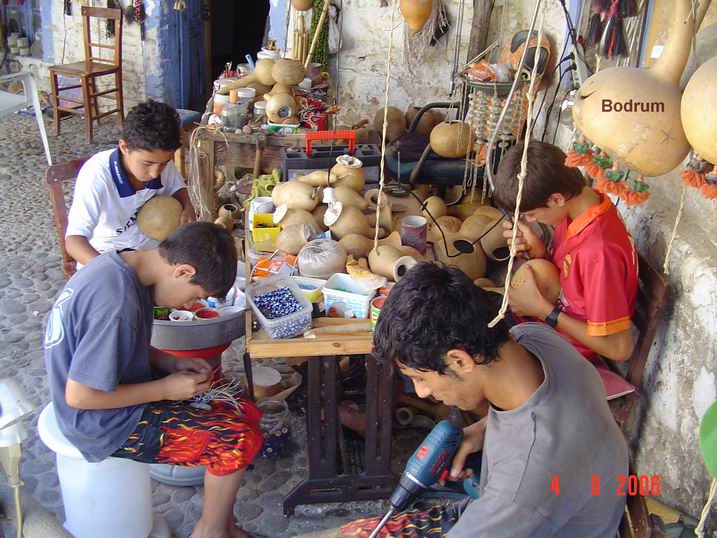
[80,77,93,144]
[24,73,52,165]
[89,77,100,126]
[50,71,61,137]
[115,71,125,128]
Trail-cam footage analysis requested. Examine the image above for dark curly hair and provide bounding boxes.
[493,140,585,213]
[121,100,181,152]
[372,263,510,374]
[158,222,237,298]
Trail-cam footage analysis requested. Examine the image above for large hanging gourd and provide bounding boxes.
[430,121,474,158]
[682,55,717,164]
[572,0,700,177]
[400,0,433,32]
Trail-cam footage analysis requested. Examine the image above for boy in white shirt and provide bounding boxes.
[66,100,196,265]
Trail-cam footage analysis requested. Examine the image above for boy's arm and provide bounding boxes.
[508,265,634,361]
[172,187,196,224]
[502,221,548,259]
[149,346,213,377]
[65,372,212,409]
[66,235,101,265]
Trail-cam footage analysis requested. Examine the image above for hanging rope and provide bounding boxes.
[696,479,717,537]
[373,0,399,248]
[488,5,546,328]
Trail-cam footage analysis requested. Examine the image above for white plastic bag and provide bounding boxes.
[328,3,342,54]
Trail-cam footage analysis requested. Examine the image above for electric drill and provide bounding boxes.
[369,420,479,538]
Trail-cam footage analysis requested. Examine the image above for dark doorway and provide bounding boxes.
[209,0,270,84]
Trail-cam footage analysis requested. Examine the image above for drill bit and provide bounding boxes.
[369,507,394,538]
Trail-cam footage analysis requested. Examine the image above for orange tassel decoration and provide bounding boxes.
[586,150,613,186]
[701,169,717,199]
[565,138,594,168]
[619,175,650,205]
[601,163,626,195]
[681,154,710,188]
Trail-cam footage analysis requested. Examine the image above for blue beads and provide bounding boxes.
[253,287,302,319]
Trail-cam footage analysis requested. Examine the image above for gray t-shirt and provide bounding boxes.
[44,251,153,462]
[448,323,628,538]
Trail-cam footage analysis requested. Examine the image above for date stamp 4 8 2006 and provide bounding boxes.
[550,474,661,497]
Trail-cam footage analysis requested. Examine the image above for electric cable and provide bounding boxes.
[530,54,572,137]
[541,66,572,141]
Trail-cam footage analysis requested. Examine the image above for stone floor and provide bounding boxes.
[0,112,421,537]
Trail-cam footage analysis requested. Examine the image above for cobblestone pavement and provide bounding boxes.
[0,112,424,537]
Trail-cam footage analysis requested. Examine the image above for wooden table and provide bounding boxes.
[242,283,396,515]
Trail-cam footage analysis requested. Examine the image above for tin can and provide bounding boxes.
[370,296,386,333]
[153,306,170,320]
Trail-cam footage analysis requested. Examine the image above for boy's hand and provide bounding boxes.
[180,205,197,224]
[502,220,547,259]
[441,417,488,485]
[160,370,212,401]
[508,265,554,319]
[172,358,213,378]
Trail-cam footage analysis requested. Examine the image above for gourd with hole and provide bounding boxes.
[511,259,561,306]
[435,233,487,281]
[137,197,183,240]
[331,155,366,192]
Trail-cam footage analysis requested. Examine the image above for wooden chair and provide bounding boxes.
[609,253,671,434]
[46,156,90,278]
[48,7,124,144]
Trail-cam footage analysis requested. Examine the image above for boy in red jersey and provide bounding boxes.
[493,141,638,362]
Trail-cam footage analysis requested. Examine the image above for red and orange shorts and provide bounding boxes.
[112,399,263,476]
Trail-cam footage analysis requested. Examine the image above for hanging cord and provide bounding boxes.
[373,0,399,249]
[484,0,544,193]
[488,5,546,328]
[696,479,717,537]
[663,0,698,275]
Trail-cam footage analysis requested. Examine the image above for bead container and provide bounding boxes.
[257,398,291,460]
[246,275,312,339]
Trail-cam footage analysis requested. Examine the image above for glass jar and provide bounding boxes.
[257,398,291,460]
[219,89,247,131]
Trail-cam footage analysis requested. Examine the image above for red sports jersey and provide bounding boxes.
[550,192,638,360]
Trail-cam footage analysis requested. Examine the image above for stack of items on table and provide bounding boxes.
[206,47,331,135]
[242,153,549,341]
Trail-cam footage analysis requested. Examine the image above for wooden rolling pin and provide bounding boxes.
[304,320,371,338]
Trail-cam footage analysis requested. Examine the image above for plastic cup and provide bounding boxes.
[169,310,194,322]
[400,215,428,255]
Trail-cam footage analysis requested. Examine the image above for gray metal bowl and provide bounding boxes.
[151,309,246,351]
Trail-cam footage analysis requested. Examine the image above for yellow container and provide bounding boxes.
[251,213,280,253]
[292,276,326,303]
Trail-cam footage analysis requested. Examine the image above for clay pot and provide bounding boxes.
[435,234,487,281]
[137,196,183,240]
[276,222,317,255]
[459,213,494,242]
[373,106,406,142]
[272,59,305,85]
[327,204,374,239]
[218,203,241,220]
[447,200,488,220]
[214,214,234,232]
[274,207,321,230]
[291,0,313,10]
[400,0,433,33]
[271,181,319,211]
[430,121,474,158]
[682,55,717,163]
[339,231,402,258]
[479,218,510,262]
[511,259,561,305]
[573,0,694,176]
[422,196,448,220]
[266,93,298,123]
[331,155,366,192]
[405,106,444,135]
[369,245,418,282]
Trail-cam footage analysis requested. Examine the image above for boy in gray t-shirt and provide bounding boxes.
[332,263,628,538]
[45,222,262,538]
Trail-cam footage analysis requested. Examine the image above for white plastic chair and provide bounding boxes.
[0,71,52,165]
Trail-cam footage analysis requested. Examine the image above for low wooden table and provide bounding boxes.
[242,292,396,515]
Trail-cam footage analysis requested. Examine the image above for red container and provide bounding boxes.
[195,307,220,319]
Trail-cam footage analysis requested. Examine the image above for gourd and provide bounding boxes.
[217,59,275,94]
[422,196,448,219]
[400,0,433,33]
[266,93,298,123]
[480,218,510,262]
[331,155,366,192]
[296,170,338,187]
[328,204,374,239]
[276,222,317,255]
[511,259,561,306]
[405,106,444,135]
[271,59,305,85]
[682,55,717,163]
[137,196,183,241]
[447,200,487,220]
[435,233,487,281]
[275,208,321,230]
[339,231,402,258]
[368,245,418,282]
[459,213,494,242]
[271,181,320,211]
[373,106,406,142]
[430,121,474,158]
[332,186,369,210]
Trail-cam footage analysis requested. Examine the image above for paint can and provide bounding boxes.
[153,306,170,320]
[370,295,386,333]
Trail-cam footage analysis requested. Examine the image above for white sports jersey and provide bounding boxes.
[66,148,186,254]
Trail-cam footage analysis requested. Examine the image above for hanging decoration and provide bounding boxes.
[585,0,639,58]
[173,0,187,10]
[107,0,121,38]
[402,0,449,76]
[64,0,72,16]
[586,0,608,47]
[570,0,702,202]
[133,0,145,40]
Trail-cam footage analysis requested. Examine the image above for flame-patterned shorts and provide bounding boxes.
[340,499,470,537]
[111,399,263,476]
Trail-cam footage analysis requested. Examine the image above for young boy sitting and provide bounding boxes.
[66,100,196,266]
[45,222,262,538]
[493,141,638,362]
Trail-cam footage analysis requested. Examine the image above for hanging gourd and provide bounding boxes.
[572,0,697,179]
[682,56,717,164]
[400,0,433,33]
[291,0,313,11]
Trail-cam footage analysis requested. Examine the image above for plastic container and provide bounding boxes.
[251,213,280,253]
[322,273,377,319]
[292,276,326,303]
[246,275,312,339]
[266,122,300,135]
